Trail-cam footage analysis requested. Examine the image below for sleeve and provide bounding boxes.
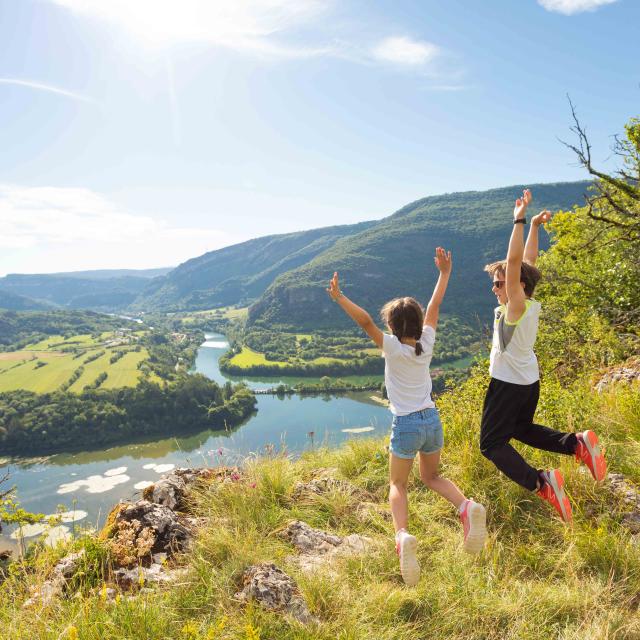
[419,325,436,357]
[382,333,401,359]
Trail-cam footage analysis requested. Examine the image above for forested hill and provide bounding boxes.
[248,181,592,329]
[0,290,54,311]
[130,221,377,311]
[0,273,160,310]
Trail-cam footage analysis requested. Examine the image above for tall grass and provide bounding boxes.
[1,374,639,639]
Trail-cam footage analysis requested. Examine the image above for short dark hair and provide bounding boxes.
[484,260,542,297]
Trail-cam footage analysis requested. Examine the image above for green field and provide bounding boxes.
[229,345,344,369]
[0,332,153,393]
[182,306,249,324]
[229,346,288,368]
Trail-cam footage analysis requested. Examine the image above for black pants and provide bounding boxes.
[480,378,578,491]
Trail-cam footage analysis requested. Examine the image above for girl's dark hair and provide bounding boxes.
[380,297,425,355]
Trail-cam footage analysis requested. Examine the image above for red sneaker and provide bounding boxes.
[537,469,572,523]
[575,430,607,482]
[459,500,487,554]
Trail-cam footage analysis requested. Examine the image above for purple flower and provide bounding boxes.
[231,472,240,482]
[217,448,224,456]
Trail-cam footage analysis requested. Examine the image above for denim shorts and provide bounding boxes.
[389,407,444,459]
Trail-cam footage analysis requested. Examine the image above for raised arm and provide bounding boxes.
[505,189,531,322]
[523,209,552,266]
[424,247,451,330]
[327,272,383,348]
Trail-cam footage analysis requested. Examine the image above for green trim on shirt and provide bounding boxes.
[504,299,533,326]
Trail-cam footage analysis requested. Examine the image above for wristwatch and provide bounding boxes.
[513,218,527,225]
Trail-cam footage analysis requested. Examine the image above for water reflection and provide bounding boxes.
[0,332,390,548]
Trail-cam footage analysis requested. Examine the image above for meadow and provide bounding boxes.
[0,331,152,393]
[1,371,638,639]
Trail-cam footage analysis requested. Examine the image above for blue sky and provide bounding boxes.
[0,0,637,275]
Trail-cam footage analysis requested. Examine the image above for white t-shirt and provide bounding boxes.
[381,326,436,416]
[489,299,541,385]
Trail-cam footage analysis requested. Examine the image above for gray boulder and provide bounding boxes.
[235,563,315,624]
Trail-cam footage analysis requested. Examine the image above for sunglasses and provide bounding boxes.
[492,280,505,289]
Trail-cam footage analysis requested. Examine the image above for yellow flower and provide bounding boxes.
[205,616,228,639]
[181,621,199,639]
[245,623,260,640]
[68,626,79,640]
[100,583,108,602]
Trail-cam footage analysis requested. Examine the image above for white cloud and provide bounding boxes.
[537,0,618,15]
[372,36,439,66]
[0,78,94,103]
[0,185,236,274]
[50,0,334,57]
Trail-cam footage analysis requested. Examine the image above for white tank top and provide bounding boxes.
[489,299,540,385]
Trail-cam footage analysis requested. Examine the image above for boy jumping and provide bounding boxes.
[481,189,607,522]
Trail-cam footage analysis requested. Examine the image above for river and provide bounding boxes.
[0,334,389,552]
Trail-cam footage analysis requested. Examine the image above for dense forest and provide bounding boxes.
[248,181,591,330]
[0,310,133,350]
[129,222,376,312]
[0,375,255,455]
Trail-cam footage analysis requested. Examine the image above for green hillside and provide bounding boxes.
[0,273,155,311]
[249,181,591,329]
[0,290,54,311]
[131,221,377,312]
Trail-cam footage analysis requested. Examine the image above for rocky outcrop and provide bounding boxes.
[282,520,373,575]
[595,358,640,392]
[608,473,640,535]
[101,500,192,568]
[23,550,86,608]
[113,560,188,590]
[235,563,315,624]
[143,466,242,511]
[291,468,374,502]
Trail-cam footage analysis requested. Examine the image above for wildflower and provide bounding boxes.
[181,621,199,639]
[217,448,223,456]
[231,472,240,482]
[245,623,261,640]
[67,627,79,640]
[138,568,145,588]
[205,616,228,639]
[250,482,257,489]
[100,583,108,602]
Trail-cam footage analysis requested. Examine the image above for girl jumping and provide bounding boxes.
[327,247,487,586]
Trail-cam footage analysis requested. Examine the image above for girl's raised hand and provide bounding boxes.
[434,247,452,275]
[513,188,532,220]
[531,209,552,227]
[327,271,342,300]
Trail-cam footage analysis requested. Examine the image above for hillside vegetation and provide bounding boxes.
[131,221,376,312]
[249,181,590,330]
[0,273,161,311]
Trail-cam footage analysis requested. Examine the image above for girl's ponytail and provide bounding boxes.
[414,327,423,356]
[381,297,426,356]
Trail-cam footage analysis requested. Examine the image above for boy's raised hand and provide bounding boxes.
[531,209,552,226]
[434,246,452,275]
[513,188,532,221]
[327,271,342,300]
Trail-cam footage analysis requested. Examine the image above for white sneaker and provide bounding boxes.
[460,500,487,554]
[395,531,420,586]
